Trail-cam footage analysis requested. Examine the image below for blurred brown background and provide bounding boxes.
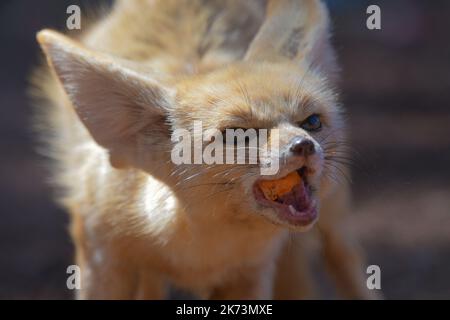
[0,0,449,299]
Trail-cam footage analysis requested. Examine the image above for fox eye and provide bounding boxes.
[300,114,322,132]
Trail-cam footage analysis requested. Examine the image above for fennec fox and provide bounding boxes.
[34,0,375,299]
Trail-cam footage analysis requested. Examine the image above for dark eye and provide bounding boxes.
[300,114,322,132]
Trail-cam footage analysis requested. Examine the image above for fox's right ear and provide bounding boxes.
[37,30,175,168]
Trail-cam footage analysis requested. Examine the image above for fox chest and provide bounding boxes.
[160,228,286,289]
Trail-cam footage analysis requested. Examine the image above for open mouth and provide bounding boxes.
[253,167,318,227]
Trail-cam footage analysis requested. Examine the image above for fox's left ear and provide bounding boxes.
[245,0,335,73]
[37,30,175,168]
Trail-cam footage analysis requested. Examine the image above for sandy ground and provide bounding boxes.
[0,0,449,299]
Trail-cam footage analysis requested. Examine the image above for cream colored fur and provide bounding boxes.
[33,0,377,299]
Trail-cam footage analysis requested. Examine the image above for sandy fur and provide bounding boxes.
[33,0,378,299]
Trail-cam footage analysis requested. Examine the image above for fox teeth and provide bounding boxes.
[289,205,298,215]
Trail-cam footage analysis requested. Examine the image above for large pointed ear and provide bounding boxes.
[37,29,175,168]
[245,0,335,72]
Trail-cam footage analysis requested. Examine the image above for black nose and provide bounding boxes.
[290,137,315,156]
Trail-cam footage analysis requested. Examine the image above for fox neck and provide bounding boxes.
[177,207,284,263]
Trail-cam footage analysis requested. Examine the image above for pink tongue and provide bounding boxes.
[278,181,310,212]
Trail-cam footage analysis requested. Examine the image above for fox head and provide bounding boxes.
[38,0,346,231]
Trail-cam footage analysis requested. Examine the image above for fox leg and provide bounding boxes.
[70,213,165,299]
[72,239,136,299]
[209,264,276,300]
[318,227,377,299]
[75,255,136,299]
[134,268,166,300]
[273,235,317,299]
[317,186,381,299]
[75,245,165,299]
